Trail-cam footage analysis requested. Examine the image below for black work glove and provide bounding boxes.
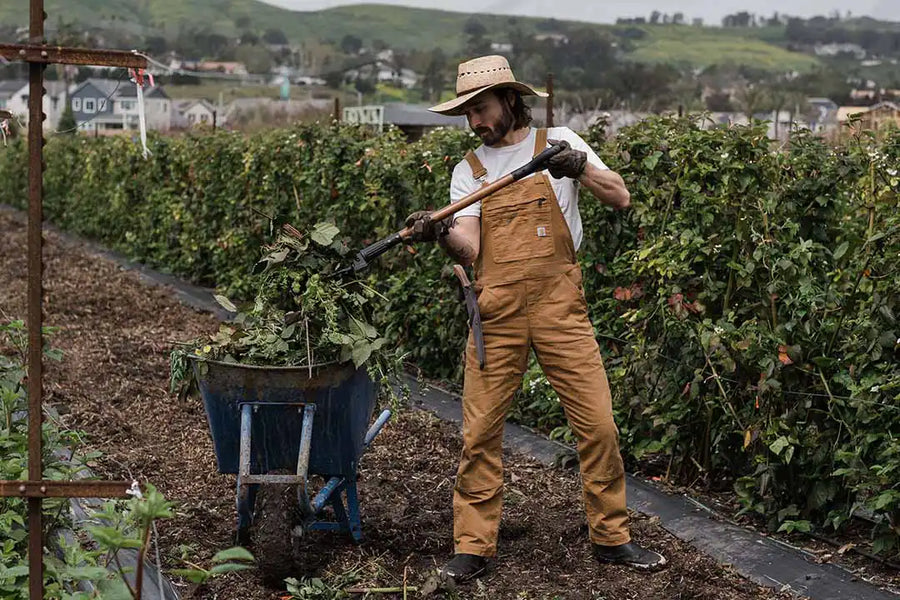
[546,139,587,180]
[405,210,447,243]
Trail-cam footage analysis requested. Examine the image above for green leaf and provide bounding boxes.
[769,436,789,456]
[351,342,373,367]
[0,566,29,578]
[310,222,340,246]
[642,151,662,171]
[209,563,253,575]
[832,241,849,260]
[784,445,794,465]
[170,568,210,584]
[211,547,255,563]
[214,295,238,313]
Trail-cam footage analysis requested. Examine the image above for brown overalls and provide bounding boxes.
[453,128,630,556]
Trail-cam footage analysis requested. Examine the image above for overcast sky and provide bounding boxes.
[261,0,900,23]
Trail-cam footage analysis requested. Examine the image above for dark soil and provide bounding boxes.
[1,208,803,599]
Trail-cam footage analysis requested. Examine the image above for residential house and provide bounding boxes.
[173,99,219,128]
[813,43,866,59]
[117,83,171,132]
[375,66,417,89]
[534,33,570,46]
[806,97,839,133]
[69,78,171,134]
[5,80,71,131]
[858,101,900,131]
[343,103,466,140]
[837,105,870,125]
[851,88,879,101]
[196,62,249,76]
[294,75,327,86]
[0,79,27,112]
[346,60,419,90]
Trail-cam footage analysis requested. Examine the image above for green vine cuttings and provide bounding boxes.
[170,221,404,400]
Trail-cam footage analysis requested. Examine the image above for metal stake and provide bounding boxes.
[0,2,147,598]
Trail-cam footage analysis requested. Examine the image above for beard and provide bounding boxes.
[474,103,515,146]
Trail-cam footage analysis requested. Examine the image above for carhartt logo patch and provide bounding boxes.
[536,226,548,237]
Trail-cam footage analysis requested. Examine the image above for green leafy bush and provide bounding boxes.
[1,119,897,555]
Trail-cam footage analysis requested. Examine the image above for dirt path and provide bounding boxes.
[0,210,798,599]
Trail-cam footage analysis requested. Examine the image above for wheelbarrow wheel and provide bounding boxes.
[251,482,299,586]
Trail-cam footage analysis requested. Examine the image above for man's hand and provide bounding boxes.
[405,210,445,243]
[546,139,587,180]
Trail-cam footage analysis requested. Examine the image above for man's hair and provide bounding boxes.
[495,88,532,130]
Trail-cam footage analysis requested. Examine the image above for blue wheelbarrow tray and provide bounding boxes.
[191,357,391,545]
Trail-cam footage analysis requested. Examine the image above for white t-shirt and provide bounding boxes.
[450,127,608,251]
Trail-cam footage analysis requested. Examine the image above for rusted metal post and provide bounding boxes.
[334,96,341,122]
[546,72,554,128]
[25,4,46,597]
[0,2,147,598]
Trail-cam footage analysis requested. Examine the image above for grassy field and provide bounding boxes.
[627,25,821,71]
[0,1,827,72]
[164,82,282,102]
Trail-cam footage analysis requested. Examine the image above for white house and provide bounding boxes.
[173,99,219,128]
[6,80,71,132]
[69,78,171,134]
[0,79,27,115]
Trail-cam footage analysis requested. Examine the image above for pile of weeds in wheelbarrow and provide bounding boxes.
[170,222,404,398]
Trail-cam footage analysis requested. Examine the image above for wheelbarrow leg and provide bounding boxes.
[236,402,254,544]
[324,480,362,543]
[345,479,363,543]
[328,481,350,534]
[296,403,317,518]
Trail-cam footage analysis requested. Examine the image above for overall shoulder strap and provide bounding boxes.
[533,128,548,157]
[464,150,487,181]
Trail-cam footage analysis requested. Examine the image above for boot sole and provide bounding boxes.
[596,553,668,571]
[441,563,488,583]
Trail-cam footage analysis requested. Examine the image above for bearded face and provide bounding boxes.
[464,91,516,147]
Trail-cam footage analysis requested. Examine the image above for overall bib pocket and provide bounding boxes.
[483,194,553,264]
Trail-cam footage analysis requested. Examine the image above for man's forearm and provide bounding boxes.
[439,227,478,266]
[578,163,631,209]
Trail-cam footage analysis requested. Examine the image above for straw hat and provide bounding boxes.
[428,55,548,116]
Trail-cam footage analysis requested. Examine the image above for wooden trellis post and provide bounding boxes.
[0,2,148,598]
[546,72,554,127]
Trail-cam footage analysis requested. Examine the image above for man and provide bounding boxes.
[406,55,667,582]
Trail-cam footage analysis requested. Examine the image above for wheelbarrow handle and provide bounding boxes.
[336,142,568,276]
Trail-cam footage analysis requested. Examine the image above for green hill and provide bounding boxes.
[0,1,822,72]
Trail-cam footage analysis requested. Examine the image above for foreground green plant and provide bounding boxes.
[0,319,253,598]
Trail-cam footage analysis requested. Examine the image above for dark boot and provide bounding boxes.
[440,553,488,582]
[593,541,667,571]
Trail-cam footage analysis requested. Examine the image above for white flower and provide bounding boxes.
[870,385,880,393]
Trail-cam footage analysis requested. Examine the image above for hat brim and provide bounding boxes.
[428,82,549,116]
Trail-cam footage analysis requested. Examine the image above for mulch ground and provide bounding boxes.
[0,208,802,600]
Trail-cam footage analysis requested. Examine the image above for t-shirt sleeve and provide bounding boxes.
[558,127,608,171]
[449,159,481,221]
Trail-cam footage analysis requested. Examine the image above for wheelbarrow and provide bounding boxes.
[191,358,391,577]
